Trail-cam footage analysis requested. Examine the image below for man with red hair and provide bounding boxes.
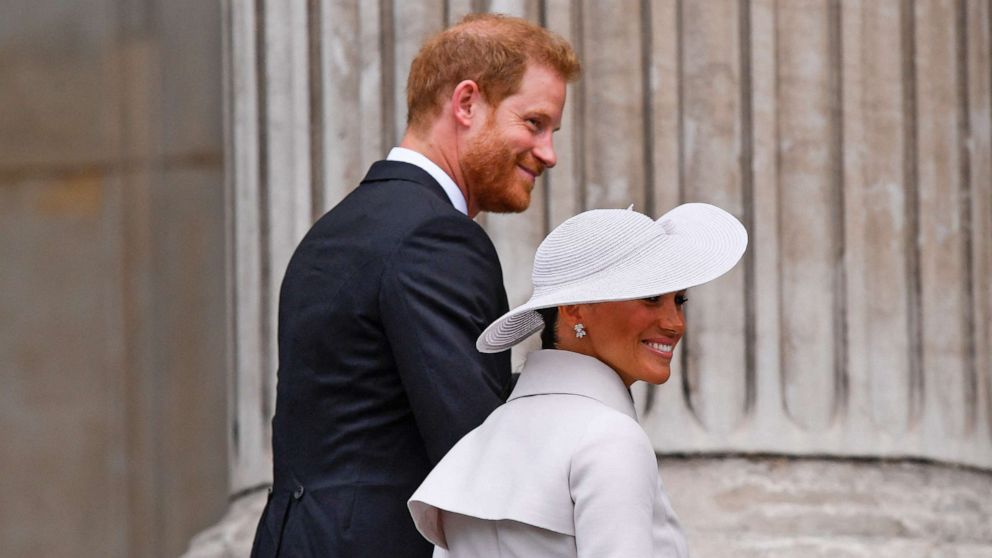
[251,13,580,558]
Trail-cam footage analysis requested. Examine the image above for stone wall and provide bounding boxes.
[0,1,229,556]
[664,457,992,557]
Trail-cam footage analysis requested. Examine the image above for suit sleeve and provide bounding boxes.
[379,214,512,464]
[570,414,659,558]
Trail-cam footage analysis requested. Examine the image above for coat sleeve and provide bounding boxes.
[570,413,660,558]
[379,213,512,464]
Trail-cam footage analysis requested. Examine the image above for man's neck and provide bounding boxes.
[388,143,470,217]
[399,131,476,217]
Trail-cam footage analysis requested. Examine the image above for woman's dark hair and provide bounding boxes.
[537,307,559,349]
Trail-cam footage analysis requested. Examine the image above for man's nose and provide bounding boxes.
[533,135,557,169]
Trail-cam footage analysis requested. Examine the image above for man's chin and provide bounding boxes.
[480,191,531,214]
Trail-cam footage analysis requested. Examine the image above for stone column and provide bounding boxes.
[183,0,314,553]
[188,0,992,556]
[629,1,992,554]
[634,0,992,469]
[185,0,401,553]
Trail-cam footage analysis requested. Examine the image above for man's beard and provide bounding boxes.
[462,121,540,214]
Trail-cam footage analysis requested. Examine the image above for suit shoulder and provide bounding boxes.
[306,181,460,245]
[336,177,485,235]
[381,212,504,290]
[406,211,495,249]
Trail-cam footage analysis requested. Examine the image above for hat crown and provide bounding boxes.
[532,209,659,288]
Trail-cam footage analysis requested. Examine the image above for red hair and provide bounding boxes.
[406,13,580,132]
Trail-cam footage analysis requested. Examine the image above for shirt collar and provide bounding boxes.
[508,350,638,421]
[387,147,467,216]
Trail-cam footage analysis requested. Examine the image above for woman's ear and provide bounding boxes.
[558,304,583,326]
[557,305,591,347]
[451,79,484,127]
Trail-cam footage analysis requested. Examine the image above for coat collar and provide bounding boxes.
[386,147,468,215]
[509,350,637,421]
[361,160,452,207]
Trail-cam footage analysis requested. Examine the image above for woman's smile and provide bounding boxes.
[641,339,676,358]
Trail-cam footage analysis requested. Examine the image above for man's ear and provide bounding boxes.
[451,79,484,127]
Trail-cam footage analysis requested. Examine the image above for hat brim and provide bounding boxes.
[476,203,747,353]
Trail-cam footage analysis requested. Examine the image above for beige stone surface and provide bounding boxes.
[663,457,992,557]
[841,0,914,437]
[1,176,127,557]
[915,0,976,444]
[776,0,841,433]
[0,1,228,557]
[580,0,646,211]
[182,489,267,558]
[678,0,749,435]
[0,1,122,168]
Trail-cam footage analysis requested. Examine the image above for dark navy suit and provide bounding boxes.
[250,161,512,557]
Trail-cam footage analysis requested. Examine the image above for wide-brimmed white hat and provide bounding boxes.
[476,203,748,353]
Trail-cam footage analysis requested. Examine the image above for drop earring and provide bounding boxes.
[573,323,587,339]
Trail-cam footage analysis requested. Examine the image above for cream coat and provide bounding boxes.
[409,350,689,557]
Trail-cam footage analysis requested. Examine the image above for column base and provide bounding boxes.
[181,488,267,558]
[661,456,992,558]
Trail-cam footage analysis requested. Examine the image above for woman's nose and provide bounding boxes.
[659,298,685,333]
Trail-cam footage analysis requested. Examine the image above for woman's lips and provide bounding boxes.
[642,340,675,358]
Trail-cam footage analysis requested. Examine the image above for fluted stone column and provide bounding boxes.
[187,1,992,556]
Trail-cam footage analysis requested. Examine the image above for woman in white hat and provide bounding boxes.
[408,203,747,557]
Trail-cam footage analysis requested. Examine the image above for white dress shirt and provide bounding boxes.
[387,147,468,216]
[409,350,689,557]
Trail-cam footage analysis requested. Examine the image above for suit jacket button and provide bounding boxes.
[294,485,305,499]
